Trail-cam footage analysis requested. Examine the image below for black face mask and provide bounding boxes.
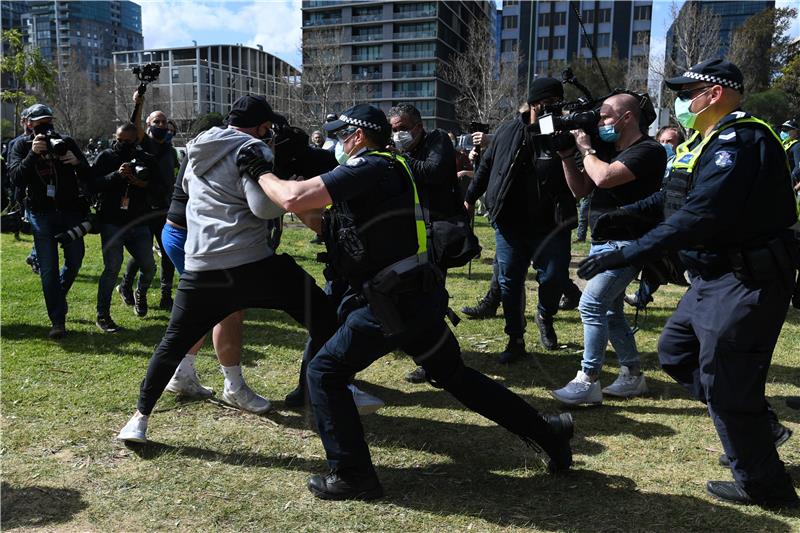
[114,141,136,157]
[32,123,55,136]
[148,125,169,140]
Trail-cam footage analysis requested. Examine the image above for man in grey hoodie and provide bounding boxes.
[118,95,338,443]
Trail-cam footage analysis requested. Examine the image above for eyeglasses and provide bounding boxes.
[676,85,714,101]
[335,127,358,143]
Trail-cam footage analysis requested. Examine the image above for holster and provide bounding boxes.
[729,235,799,285]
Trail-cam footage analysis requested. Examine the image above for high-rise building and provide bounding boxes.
[20,1,144,83]
[301,0,495,131]
[499,1,653,95]
[112,45,300,127]
[666,0,774,64]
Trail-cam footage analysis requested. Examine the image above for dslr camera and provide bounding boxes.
[126,157,151,182]
[31,124,69,157]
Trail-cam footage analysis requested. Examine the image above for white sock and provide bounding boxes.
[175,354,197,378]
[221,364,244,392]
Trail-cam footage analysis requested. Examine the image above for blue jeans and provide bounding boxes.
[97,223,155,316]
[576,197,590,240]
[161,223,186,275]
[28,210,86,325]
[579,240,640,375]
[494,221,571,338]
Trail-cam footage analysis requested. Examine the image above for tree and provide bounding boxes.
[0,29,56,136]
[298,29,354,132]
[189,112,224,136]
[664,2,722,78]
[727,7,798,94]
[441,18,522,130]
[774,55,800,110]
[741,88,792,126]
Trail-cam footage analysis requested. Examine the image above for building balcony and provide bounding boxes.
[393,9,437,20]
[306,0,340,7]
[393,90,434,98]
[391,51,436,59]
[352,14,383,23]
[351,33,384,42]
[392,31,436,40]
[352,72,383,80]
[303,18,343,27]
[391,71,435,79]
[351,55,383,62]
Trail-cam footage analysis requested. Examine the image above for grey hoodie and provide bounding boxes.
[182,126,284,271]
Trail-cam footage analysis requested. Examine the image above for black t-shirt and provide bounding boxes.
[589,137,666,235]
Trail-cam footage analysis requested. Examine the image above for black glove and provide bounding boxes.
[236,145,273,181]
[577,250,628,280]
[592,209,637,242]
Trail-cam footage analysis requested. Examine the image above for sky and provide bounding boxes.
[141,0,800,72]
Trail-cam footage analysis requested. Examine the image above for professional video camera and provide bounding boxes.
[538,68,599,137]
[131,62,161,96]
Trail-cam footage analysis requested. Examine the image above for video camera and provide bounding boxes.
[539,69,599,137]
[132,62,161,96]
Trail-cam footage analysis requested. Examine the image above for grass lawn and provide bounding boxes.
[2,217,799,532]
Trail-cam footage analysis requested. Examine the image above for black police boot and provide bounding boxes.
[159,290,173,311]
[545,412,574,473]
[787,396,800,410]
[117,282,134,306]
[719,423,792,467]
[706,479,799,509]
[134,289,148,317]
[284,359,308,408]
[307,470,384,501]
[405,366,427,384]
[498,337,526,364]
[536,314,558,350]
[461,296,499,319]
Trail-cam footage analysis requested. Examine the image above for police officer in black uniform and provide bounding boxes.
[238,104,575,501]
[576,59,799,508]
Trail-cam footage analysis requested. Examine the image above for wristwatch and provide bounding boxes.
[582,148,597,157]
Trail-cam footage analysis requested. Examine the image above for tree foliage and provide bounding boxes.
[0,29,56,136]
[189,112,224,135]
[741,88,792,126]
[774,55,800,111]
[727,7,798,94]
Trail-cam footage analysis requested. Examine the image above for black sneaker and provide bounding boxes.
[719,425,793,467]
[307,470,384,501]
[536,314,558,350]
[706,480,799,509]
[48,323,66,339]
[545,412,574,473]
[159,293,174,311]
[284,386,306,408]
[117,283,134,306]
[95,315,121,333]
[498,337,526,364]
[26,255,40,275]
[405,366,427,384]
[461,297,499,319]
[134,289,148,317]
[559,292,581,310]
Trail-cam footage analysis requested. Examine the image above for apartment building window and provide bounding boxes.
[503,1,520,6]
[393,80,434,97]
[536,60,549,73]
[633,30,650,45]
[352,64,382,80]
[634,5,652,20]
[501,39,517,52]
[192,66,197,82]
[305,10,341,27]
[394,2,436,18]
[597,8,611,23]
[172,67,179,81]
[538,11,566,26]
[352,45,382,61]
[502,15,518,29]
[352,25,382,42]
[394,42,435,59]
[394,21,436,39]
[393,61,435,77]
[537,35,565,50]
[596,32,610,48]
[352,6,382,22]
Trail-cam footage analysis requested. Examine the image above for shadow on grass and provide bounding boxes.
[123,443,796,530]
[0,482,88,529]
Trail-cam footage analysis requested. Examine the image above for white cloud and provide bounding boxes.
[140,0,302,67]
[775,0,800,40]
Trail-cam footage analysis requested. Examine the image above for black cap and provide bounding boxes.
[781,119,798,131]
[323,104,389,136]
[27,103,54,121]
[227,95,280,127]
[527,77,564,104]
[665,59,744,92]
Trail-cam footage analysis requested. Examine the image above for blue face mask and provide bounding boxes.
[335,141,350,165]
[662,143,675,159]
[598,114,625,143]
[780,131,790,142]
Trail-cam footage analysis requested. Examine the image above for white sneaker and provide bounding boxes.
[550,371,603,406]
[349,384,384,416]
[602,366,648,398]
[117,414,148,443]
[221,383,271,414]
[165,371,214,398]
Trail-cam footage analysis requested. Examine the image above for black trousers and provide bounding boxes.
[137,254,338,415]
[124,211,176,294]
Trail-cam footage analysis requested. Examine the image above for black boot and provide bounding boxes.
[461,296,499,319]
[285,359,308,408]
[498,337,526,364]
[159,290,173,311]
[117,282,134,306]
[706,478,798,508]
[308,470,383,501]
[134,289,148,317]
[536,314,558,350]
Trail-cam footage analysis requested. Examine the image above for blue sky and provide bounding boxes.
[141,0,799,72]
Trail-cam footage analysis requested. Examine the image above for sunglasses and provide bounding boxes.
[676,85,714,101]
[335,127,358,143]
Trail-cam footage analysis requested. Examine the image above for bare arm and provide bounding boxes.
[132,91,145,143]
[256,173,332,213]
[295,208,324,234]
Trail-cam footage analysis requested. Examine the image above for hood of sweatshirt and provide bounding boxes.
[187,126,272,177]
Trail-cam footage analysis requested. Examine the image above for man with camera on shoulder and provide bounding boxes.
[7,104,90,339]
[550,93,666,405]
[90,123,158,333]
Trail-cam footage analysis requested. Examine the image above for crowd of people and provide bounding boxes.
[2,58,799,508]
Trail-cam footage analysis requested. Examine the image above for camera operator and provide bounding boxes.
[550,93,666,405]
[90,123,158,332]
[463,78,578,363]
[388,103,463,383]
[7,104,90,339]
[118,91,179,314]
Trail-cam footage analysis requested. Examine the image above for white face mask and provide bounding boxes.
[392,130,414,151]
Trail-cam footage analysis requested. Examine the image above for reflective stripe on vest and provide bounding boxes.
[366,150,428,261]
[783,137,798,151]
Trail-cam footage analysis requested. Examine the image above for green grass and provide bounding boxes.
[2,218,799,532]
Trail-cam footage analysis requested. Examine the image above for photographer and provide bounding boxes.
[118,91,179,314]
[90,123,158,332]
[550,93,666,405]
[463,78,578,363]
[7,104,90,339]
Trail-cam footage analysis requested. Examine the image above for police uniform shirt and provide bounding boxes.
[589,137,666,233]
[621,111,797,269]
[320,151,418,280]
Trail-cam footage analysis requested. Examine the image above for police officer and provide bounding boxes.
[238,104,575,501]
[779,119,800,189]
[576,59,799,508]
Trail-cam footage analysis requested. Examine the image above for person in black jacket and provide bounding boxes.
[464,78,577,362]
[90,123,158,332]
[7,104,90,339]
